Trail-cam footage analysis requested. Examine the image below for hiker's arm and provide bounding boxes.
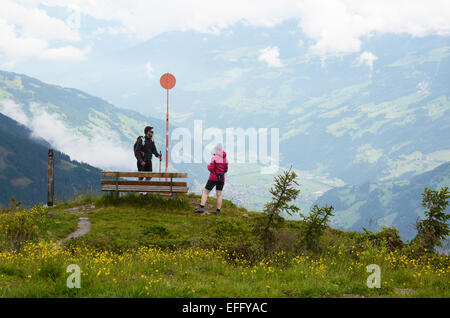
[207,159,215,173]
[152,141,160,158]
[224,161,228,174]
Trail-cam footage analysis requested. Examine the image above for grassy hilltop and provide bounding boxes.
[0,193,448,298]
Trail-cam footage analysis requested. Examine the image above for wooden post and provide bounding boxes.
[115,172,119,199]
[47,149,54,207]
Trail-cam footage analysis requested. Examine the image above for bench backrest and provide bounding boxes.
[101,172,187,178]
[101,171,188,195]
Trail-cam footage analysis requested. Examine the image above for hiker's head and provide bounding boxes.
[214,143,223,153]
[144,126,154,138]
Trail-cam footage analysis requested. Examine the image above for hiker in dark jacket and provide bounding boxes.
[134,126,162,181]
[195,144,228,215]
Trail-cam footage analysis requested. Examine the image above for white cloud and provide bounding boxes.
[0,0,87,63]
[0,100,136,171]
[44,0,450,58]
[0,0,80,42]
[354,51,378,71]
[144,62,155,78]
[258,46,283,67]
[0,99,30,125]
[298,0,450,57]
[416,81,430,94]
[1,0,450,62]
[38,45,91,60]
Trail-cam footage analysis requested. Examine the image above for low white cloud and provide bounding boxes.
[144,62,155,78]
[354,51,378,71]
[416,81,430,95]
[0,99,30,125]
[221,67,246,85]
[0,100,136,171]
[258,46,283,67]
[38,45,91,60]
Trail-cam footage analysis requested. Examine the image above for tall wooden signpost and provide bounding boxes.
[47,149,54,207]
[160,73,176,181]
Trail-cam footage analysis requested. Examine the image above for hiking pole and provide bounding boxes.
[159,152,162,181]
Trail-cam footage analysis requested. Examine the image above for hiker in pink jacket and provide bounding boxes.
[195,144,228,215]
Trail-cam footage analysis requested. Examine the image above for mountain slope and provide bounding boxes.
[0,70,168,173]
[0,69,338,210]
[314,161,450,240]
[0,113,101,207]
[2,32,449,211]
[44,24,449,186]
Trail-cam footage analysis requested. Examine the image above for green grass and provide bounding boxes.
[0,193,448,298]
[44,210,79,241]
[69,193,259,252]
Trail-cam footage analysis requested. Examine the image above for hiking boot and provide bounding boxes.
[213,210,220,215]
[195,206,205,214]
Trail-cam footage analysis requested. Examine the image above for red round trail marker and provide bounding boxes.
[160,73,176,181]
[160,73,176,90]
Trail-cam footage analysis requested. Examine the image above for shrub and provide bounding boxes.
[143,225,170,237]
[414,187,450,253]
[360,226,404,251]
[0,203,51,250]
[300,204,334,252]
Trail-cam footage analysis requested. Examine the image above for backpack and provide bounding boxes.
[134,136,145,157]
[213,157,225,182]
[216,173,224,182]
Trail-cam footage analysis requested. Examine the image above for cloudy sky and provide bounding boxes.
[1,0,450,67]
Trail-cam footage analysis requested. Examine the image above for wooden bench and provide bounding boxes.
[101,172,188,198]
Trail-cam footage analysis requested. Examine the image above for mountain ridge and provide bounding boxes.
[0,112,101,207]
[314,161,450,240]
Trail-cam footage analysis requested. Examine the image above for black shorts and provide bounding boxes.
[205,180,224,191]
[137,160,152,172]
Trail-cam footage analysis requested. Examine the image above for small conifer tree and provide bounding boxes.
[415,186,449,252]
[301,204,334,252]
[258,166,300,251]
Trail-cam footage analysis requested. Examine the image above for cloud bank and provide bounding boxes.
[0,0,89,64]
[1,0,449,63]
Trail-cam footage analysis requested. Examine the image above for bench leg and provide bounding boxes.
[171,193,178,200]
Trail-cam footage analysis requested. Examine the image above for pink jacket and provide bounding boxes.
[207,150,228,182]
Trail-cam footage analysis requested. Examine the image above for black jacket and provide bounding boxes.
[134,136,160,163]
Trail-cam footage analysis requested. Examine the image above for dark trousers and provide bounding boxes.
[137,160,153,181]
[137,160,153,172]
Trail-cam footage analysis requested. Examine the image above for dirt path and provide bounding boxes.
[58,217,91,245]
[186,196,216,215]
[55,204,95,249]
